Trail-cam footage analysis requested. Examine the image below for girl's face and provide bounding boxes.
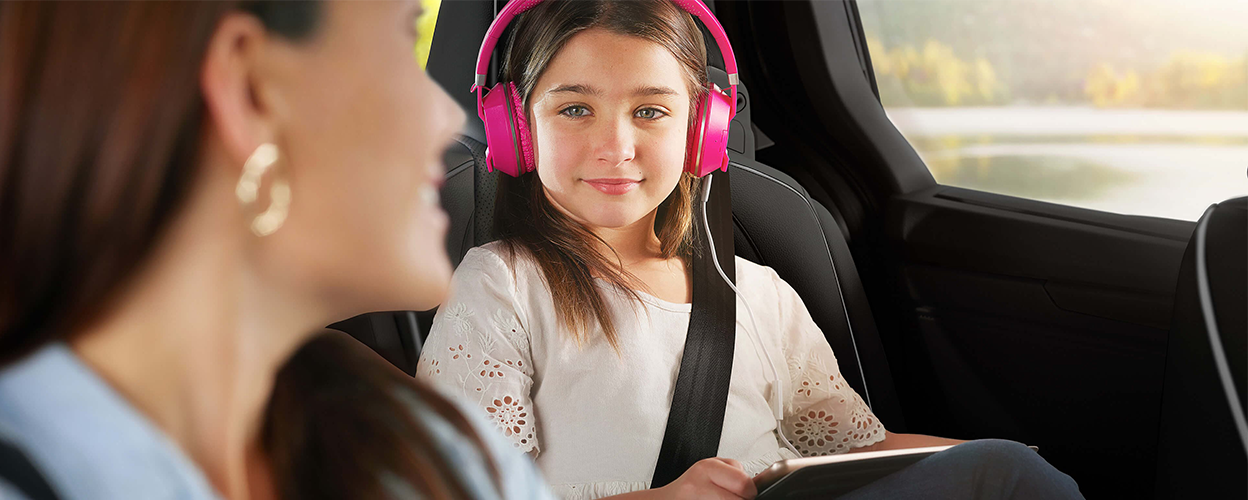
[528,29,692,231]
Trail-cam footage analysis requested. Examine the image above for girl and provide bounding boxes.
[419,1,1081,499]
[0,2,551,499]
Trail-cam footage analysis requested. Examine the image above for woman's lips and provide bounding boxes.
[583,178,640,195]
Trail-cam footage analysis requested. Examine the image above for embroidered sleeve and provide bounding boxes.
[417,249,540,455]
[771,269,886,456]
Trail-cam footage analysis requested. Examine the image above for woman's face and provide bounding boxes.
[528,29,692,230]
[265,0,464,313]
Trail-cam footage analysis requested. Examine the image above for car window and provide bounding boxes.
[415,0,441,69]
[857,0,1248,221]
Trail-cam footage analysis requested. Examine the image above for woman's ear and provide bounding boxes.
[200,12,282,169]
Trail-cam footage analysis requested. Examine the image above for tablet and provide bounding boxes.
[753,445,1040,499]
[753,446,954,498]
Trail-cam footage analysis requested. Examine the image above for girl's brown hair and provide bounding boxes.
[0,2,495,498]
[494,0,710,349]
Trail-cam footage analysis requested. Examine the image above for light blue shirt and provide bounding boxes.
[0,343,219,499]
[0,343,555,500]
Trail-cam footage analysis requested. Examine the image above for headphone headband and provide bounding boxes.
[472,0,738,107]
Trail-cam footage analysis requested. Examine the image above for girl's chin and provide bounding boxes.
[578,209,650,230]
[554,193,660,230]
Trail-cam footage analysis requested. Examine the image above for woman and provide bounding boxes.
[0,2,550,499]
[417,1,1083,499]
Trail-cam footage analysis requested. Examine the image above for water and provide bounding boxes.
[884,107,1248,221]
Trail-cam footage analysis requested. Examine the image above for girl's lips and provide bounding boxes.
[583,178,640,195]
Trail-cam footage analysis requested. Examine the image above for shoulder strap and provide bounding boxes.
[0,438,60,500]
[651,169,737,488]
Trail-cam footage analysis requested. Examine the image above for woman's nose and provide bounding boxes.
[594,116,636,167]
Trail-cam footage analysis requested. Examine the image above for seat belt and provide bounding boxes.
[651,168,737,488]
[0,438,61,500]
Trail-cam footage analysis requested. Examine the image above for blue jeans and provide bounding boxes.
[838,439,1084,500]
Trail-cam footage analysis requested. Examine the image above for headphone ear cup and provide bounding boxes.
[686,83,734,178]
[685,91,708,176]
[481,82,521,176]
[507,83,536,174]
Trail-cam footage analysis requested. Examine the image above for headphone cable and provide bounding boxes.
[700,174,801,457]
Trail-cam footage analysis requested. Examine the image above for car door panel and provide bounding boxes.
[885,186,1193,497]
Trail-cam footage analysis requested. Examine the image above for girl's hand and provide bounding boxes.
[655,457,758,500]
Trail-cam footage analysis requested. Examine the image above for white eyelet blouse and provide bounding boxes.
[417,243,886,499]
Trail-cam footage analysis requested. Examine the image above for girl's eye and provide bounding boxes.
[635,108,668,120]
[560,105,591,118]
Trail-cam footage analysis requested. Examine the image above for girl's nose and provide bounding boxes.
[594,115,636,167]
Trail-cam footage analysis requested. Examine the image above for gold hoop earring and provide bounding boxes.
[235,143,291,237]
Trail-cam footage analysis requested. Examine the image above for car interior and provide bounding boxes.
[330,1,1248,498]
[1155,197,1246,498]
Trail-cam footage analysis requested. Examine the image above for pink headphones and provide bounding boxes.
[471,0,739,178]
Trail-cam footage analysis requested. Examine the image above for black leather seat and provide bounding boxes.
[415,68,907,430]
[334,0,904,430]
[727,153,904,429]
[430,138,906,428]
[1154,196,1246,499]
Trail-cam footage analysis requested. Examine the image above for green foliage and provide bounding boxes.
[870,36,1246,109]
[413,0,441,70]
[869,37,1008,106]
[858,0,1248,110]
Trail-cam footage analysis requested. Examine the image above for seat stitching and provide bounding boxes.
[732,213,765,265]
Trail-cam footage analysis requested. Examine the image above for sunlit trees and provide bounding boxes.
[1082,52,1247,109]
[869,36,1245,110]
[869,37,1006,106]
[1084,64,1140,107]
[414,0,441,69]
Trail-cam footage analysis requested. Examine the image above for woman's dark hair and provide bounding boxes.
[0,1,320,362]
[0,0,236,362]
[0,2,496,498]
[494,0,709,350]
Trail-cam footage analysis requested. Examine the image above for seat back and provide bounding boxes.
[1154,197,1247,499]
[729,156,904,429]
[434,70,905,428]
[335,3,904,430]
